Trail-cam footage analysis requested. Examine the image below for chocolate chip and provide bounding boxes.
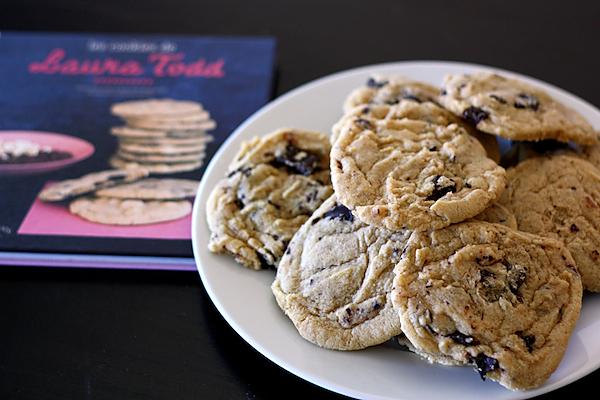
[462,106,490,125]
[323,204,354,222]
[235,197,245,209]
[514,93,540,111]
[472,354,499,380]
[447,331,479,346]
[570,224,579,233]
[429,146,438,151]
[227,166,252,178]
[385,98,400,105]
[373,302,381,310]
[465,182,472,188]
[355,118,373,130]
[311,216,322,225]
[489,94,507,104]
[402,93,422,103]
[271,144,320,176]
[267,200,280,210]
[366,77,388,88]
[517,331,536,352]
[426,175,456,201]
[361,106,370,114]
[440,89,447,96]
[506,264,527,295]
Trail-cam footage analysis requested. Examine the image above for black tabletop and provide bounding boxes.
[1,1,599,399]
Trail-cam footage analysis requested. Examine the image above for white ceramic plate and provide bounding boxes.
[192,61,600,400]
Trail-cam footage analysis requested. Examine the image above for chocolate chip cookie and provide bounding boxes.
[330,116,506,231]
[343,75,440,113]
[272,195,409,350]
[333,102,500,162]
[393,221,582,390]
[499,155,600,292]
[96,178,198,200]
[207,129,333,270]
[439,72,598,145]
[39,169,148,202]
[70,197,191,225]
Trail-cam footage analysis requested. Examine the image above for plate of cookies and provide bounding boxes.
[192,61,600,399]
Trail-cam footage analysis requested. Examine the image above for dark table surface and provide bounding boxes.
[1,1,599,399]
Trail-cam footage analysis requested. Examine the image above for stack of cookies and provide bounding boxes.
[110,98,216,174]
[206,72,599,391]
[39,169,199,225]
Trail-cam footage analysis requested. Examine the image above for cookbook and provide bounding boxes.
[0,31,276,270]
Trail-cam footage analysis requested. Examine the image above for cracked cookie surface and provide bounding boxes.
[343,75,440,113]
[439,72,598,145]
[333,102,500,162]
[392,221,582,390]
[207,129,332,270]
[499,155,600,291]
[330,116,506,231]
[272,195,409,350]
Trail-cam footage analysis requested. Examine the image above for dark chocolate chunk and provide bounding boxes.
[506,264,527,295]
[517,331,536,352]
[462,106,490,125]
[440,89,447,96]
[426,175,456,201]
[271,144,320,176]
[311,216,322,225]
[355,118,373,130]
[447,331,479,346]
[402,93,422,103]
[472,354,499,380]
[489,94,507,104]
[267,200,281,210]
[235,197,245,209]
[570,224,579,233]
[366,77,388,88]
[514,93,540,111]
[323,204,354,222]
[227,166,252,178]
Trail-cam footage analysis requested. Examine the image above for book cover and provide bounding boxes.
[0,31,276,269]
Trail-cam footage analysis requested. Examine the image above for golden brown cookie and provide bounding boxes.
[393,221,582,390]
[499,154,600,292]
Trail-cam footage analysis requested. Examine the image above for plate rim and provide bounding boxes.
[192,60,600,400]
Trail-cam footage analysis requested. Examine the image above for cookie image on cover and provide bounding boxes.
[272,195,410,350]
[393,221,582,390]
[109,98,216,174]
[206,128,333,270]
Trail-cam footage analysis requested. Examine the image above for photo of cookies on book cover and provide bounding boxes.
[0,32,275,260]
